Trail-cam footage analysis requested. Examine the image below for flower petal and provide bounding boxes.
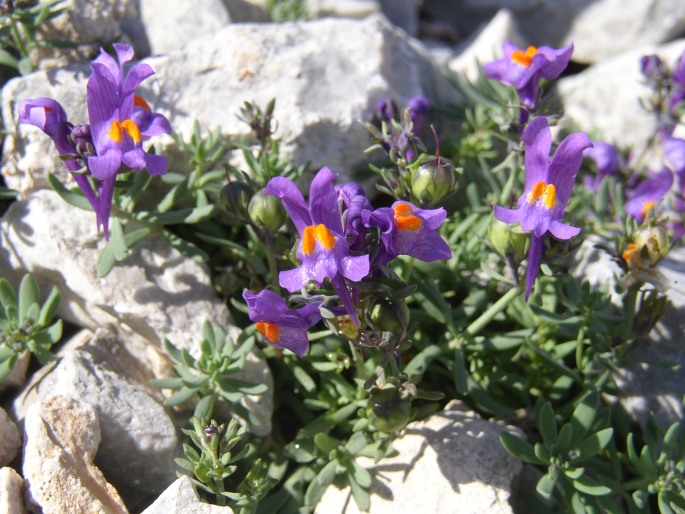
[265,177,311,233]
[548,131,592,207]
[523,116,552,189]
[309,167,344,234]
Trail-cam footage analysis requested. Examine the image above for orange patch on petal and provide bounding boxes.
[315,224,335,250]
[543,184,557,209]
[302,225,317,255]
[393,203,423,231]
[121,119,142,144]
[256,322,280,343]
[511,46,538,67]
[527,181,547,203]
[134,95,151,111]
[641,200,656,219]
[622,243,639,264]
[109,121,123,143]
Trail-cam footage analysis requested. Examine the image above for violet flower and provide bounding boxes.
[483,41,574,109]
[87,43,172,234]
[670,52,685,112]
[18,98,100,217]
[336,182,372,253]
[625,168,673,222]
[494,116,592,298]
[265,167,370,325]
[407,95,429,134]
[583,141,620,191]
[243,289,322,357]
[363,201,451,266]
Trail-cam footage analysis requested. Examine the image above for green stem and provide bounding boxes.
[462,286,521,338]
[263,231,280,292]
[9,17,28,58]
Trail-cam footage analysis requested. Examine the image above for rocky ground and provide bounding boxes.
[1,1,684,513]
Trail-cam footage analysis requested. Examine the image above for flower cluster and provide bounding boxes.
[18,43,171,238]
[244,166,451,356]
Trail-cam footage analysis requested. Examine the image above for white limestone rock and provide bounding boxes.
[316,402,522,514]
[141,476,234,514]
[31,0,138,70]
[22,395,128,514]
[0,190,274,436]
[0,407,21,467]
[0,467,28,514]
[122,0,232,57]
[558,40,685,152]
[13,329,177,512]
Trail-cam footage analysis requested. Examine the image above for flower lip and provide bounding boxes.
[393,203,423,231]
[256,322,280,343]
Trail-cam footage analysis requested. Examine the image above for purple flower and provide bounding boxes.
[407,95,429,134]
[483,42,574,109]
[87,44,171,181]
[336,182,372,252]
[375,97,397,123]
[664,136,685,174]
[670,52,685,112]
[362,201,451,266]
[494,116,592,298]
[583,141,620,190]
[243,289,322,357]
[265,167,370,325]
[625,168,673,222]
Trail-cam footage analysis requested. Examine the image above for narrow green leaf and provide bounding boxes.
[0,278,18,311]
[538,402,558,450]
[575,428,614,462]
[149,377,184,389]
[345,432,367,454]
[349,460,372,488]
[348,474,371,511]
[47,173,93,211]
[194,394,214,420]
[304,476,328,508]
[97,218,128,277]
[569,391,599,449]
[500,431,543,465]
[292,365,316,393]
[453,346,468,395]
[0,354,18,381]
[38,286,61,326]
[317,460,338,486]
[164,387,197,406]
[314,433,340,454]
[573,474,612,496]
[536,472,558,500]
[136,205,217,225]
[0,48,18,68]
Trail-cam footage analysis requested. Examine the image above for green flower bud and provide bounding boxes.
[488,217,530,264]
[366,383,414,433]
[632,225,669,267]
[248,189,286,232]
[369,298,410,339]
[410,155,456,206]
[219,181,251,221]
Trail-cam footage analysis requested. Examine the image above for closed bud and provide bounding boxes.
[369,298,410,339]
[365,383,414,433]
[248,189,286,232]
[219,181,251,220]
[410,155,456,206]
[489,217,530,264]
[632,225,669,266]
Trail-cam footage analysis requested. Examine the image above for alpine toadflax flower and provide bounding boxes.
[583,141,620,191]
[243,289,322,357]
[625,168,673,222]
[483,42,574,109]
[494,116,592,298]
[362,201,452,266]
[265,167,370,324]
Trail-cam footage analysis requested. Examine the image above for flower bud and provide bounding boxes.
[218,181,251,220]
[632,225,669,266]
[489,217,530,264]
[369,298,410,339]
[365,383,414,433]
[410,155,456,206]
[248,189,286,232]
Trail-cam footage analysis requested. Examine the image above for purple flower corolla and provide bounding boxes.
[670,52,685,112]
[625,168,673,222]
[407,95,429,134]
[336,182,372,253]
[583,141,620,190]
[362,201,452,266]
[265,167,370,325]
[493,117,592,298]
[483,42,574,109]
[87,43,171,180]
[243,289,322,357]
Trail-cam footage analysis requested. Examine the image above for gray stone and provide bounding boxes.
[13,329,177,512]
[23,395,128,514]
[0,467,28,514]
[31,0,138,70]
[316,402,521,513]
[142,476,234,514]
[0,191,274,436]
[123,0,232,57]
[0,407,21,467]
[305,0,380,19]
[558,40,685,153]
[221,0,269,22]
[379,0,419,36]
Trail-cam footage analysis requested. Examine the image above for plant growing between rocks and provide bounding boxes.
[3,15,685,514]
